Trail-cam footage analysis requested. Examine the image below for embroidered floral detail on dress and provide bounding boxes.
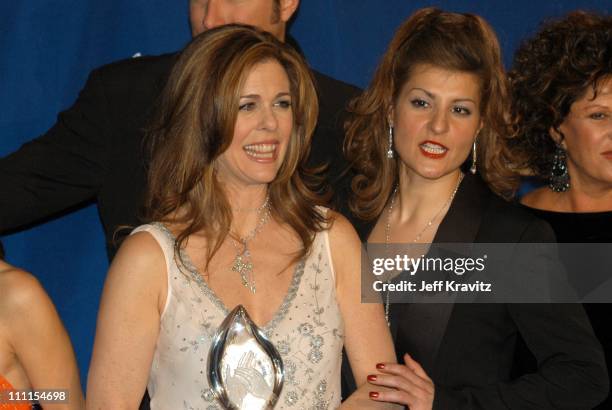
[144,223,343,409]
[308,348,323,364]
[179,339,200,353]
[317,379,327,394]
[285,390,299,406]
[311,335,324,348]
[298,323,314,336]
[277,339,291,356]
[310,250,327,326]
[284,360,297,384]
[311,399,330,410]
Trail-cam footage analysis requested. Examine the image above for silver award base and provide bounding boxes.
[208,305,284,409]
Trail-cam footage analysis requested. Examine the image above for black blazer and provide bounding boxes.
[0,50,359,257]
[349,174,608,409]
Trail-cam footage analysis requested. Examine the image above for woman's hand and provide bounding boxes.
[368,353,435,410]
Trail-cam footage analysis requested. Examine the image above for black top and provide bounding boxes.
[523,205,612,409]
[343,174,608,409]
[0,50,360,258]
[525,207,612,243]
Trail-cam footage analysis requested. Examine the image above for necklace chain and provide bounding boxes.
[382,173,464,323]
[229,195,271,293]
[231,200,271,213]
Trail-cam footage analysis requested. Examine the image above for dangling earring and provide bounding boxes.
[386,125,394,159]
[470,139,477,174]
[549,143,570,192]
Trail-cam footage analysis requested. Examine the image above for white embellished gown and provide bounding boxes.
[132,222,344,409]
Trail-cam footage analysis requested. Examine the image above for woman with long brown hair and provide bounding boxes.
[344,8,607,409]
[86,25,397,409]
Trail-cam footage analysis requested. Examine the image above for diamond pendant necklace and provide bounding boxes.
[230,196,271,293]
[382,173,464,323]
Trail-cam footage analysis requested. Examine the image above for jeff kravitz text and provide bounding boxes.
[373,280,492,292]
[370,253,493,294]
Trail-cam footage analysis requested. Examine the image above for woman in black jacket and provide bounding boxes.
[344,7,608,409]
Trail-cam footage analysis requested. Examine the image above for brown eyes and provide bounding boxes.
[274,100,292,109]
[239,100,292,112]
[410,99,472,116]
[452,106,472,116]
[589,112,608,120]
[239,102,256,111]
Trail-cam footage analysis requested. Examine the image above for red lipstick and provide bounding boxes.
[419,140,448,159]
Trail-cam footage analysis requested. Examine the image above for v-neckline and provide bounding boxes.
[153,222,306,334]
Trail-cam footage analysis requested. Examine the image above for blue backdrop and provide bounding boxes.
[1,0,609,387]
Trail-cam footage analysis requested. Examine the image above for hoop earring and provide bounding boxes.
[470,140,477,174]
[386,126,394,159]
[549,143,570,192]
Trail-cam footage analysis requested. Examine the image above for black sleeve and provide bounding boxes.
[501,303,608,409]
[434,220,609,409]
[0,68,110,231]
[435,305,608,409]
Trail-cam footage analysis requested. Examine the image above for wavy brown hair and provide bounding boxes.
[144,24,327,270]
[345,7,517,220]
[509,11,612,179]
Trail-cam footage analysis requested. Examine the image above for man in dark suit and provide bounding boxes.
[0,0,359,258]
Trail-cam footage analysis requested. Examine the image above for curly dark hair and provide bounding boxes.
[509,11,612,179]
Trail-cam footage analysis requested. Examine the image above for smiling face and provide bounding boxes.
[390,64,483,181]
[215,59,293,190]
[556,77,612,190]
[189,0,297,40]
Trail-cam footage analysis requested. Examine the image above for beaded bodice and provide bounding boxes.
[133,222,344,409]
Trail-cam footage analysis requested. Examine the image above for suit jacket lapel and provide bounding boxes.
[433,173,489,243]
[351,175,493,376]
[353,173,490,243]
[426,174,491,378]
[394,175,492,374]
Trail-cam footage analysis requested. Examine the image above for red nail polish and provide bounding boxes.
[376,363,385,370]
[367,375,377,382]
[369,391,379,399]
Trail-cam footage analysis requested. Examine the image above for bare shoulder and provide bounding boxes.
[326,211,362,286]
[105,230,169,312]
[326,210,361,249]
[110,230,167,275]
[0,263,48,318]
[327,210,358,237]
[0,263,62,350]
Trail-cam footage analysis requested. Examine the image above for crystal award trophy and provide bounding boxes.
[208,305,284,409]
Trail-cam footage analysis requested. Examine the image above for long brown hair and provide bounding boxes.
[345,7,517,221]
[144,24,327,269]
